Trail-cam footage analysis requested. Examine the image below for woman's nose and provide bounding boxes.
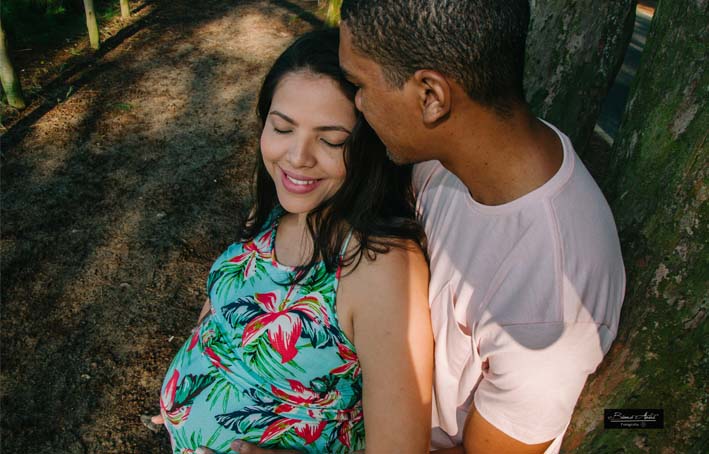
[287,138,316,168]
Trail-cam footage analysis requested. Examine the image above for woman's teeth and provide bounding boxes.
[286,175,317,185]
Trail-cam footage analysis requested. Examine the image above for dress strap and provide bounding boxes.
[339,229,355,260]
[335,229,355,280]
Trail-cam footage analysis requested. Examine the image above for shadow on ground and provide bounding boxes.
[1,0,321,451]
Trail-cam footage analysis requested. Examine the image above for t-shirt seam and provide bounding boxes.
[544,198,565,321]
[414,162,439,212]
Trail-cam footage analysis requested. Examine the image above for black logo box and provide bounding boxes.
[604,409,664,429]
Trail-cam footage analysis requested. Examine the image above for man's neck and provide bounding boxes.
[438,105,563,206]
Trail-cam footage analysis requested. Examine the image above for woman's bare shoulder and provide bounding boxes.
[341,238,429,310]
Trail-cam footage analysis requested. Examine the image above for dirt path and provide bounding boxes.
[1,1,321,452]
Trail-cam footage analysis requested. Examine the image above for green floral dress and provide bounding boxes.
[159,210,364,454]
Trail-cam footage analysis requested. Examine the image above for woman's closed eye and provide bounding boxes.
[273,126,292,134]
[321,138,347,148]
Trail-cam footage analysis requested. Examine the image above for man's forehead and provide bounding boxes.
[338,25,378,81]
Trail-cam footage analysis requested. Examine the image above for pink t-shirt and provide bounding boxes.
[414,123,625,452]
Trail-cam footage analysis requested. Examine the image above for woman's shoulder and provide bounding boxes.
[340,237,429,306]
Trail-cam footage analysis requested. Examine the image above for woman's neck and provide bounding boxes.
[275,212,313,267]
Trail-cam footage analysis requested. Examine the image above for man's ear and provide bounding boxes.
[413,69,451,126]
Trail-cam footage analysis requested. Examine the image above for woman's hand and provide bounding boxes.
[139,414,163,433]
[196,441,365,453]
[196,441,302,454]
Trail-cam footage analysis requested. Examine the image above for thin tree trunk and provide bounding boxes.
[0,19,26,109]
[525,0,636,158]
[120,0,130,19]
[83,0,100,50]
[322,0,342,27]
[563,0,708,452]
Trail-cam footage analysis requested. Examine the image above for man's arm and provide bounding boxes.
[461,403,552,454]
[420,401,552,454]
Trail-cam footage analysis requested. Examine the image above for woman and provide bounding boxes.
[156,28,432,454]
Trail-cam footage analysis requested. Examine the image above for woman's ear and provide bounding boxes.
[413,69,451,126]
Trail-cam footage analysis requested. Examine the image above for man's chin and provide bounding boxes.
[385,149,412,165]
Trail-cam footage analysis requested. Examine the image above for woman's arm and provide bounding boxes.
[197,298,211,324]
[338,241,433,454]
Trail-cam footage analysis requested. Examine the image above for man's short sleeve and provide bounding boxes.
[473,322,614,444]
[412,161,439,199]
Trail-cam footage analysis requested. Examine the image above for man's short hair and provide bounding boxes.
[341,0,530,115]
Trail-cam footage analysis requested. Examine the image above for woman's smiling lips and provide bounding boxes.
[280,167,323,194]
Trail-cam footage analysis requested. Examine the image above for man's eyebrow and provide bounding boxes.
[270,111,351,134]
[340,67,358,83]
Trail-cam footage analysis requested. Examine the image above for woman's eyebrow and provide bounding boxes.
[315,125,351,134]
[270,110,351,134]
[269,110,296,124]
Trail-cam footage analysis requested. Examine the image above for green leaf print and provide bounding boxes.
[174,373,217,408]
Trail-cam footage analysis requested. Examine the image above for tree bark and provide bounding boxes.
[563,0,708,452]
[83,0,100,50]
[525,0,636,157]
[0,19,26,109]
[120,0,130,19]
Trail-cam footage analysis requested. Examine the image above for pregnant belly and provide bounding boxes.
[158,319,365,453]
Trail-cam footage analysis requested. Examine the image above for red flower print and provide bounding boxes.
[160,370,192,426]
[271,379,340,408]
[259,418,327,445]
[186,329,199,352]
[204,346,231,372]
[241,290,328,364]
[329,343,360,378]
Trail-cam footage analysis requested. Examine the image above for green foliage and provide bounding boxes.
[318,0,342,27]
[111,102,133,111]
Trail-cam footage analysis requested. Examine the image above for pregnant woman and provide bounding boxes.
[156,28,433,454]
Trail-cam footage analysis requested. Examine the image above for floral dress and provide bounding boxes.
[159,210,364,454]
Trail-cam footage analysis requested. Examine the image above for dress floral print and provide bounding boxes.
[160,210,364,454]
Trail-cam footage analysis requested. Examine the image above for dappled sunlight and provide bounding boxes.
[0,1,323,452]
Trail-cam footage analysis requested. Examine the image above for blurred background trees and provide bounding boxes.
[83,0,100,49]
[0,17,26,109]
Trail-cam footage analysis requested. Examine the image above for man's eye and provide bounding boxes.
[321,139,346,148]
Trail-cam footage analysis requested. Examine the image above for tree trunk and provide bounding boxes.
[562,1,708,452]
[83,0,100,50]
[0,19,26,109]
[120,0,130,19]
[525,0,636,157]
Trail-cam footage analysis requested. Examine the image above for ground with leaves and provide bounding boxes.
[1,0,321,452]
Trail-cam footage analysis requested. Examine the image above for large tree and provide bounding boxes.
[0,18,26,109]
[563,0,708,451]
[525,0,636,157]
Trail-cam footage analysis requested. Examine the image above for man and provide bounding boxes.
[201,1,625,452]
